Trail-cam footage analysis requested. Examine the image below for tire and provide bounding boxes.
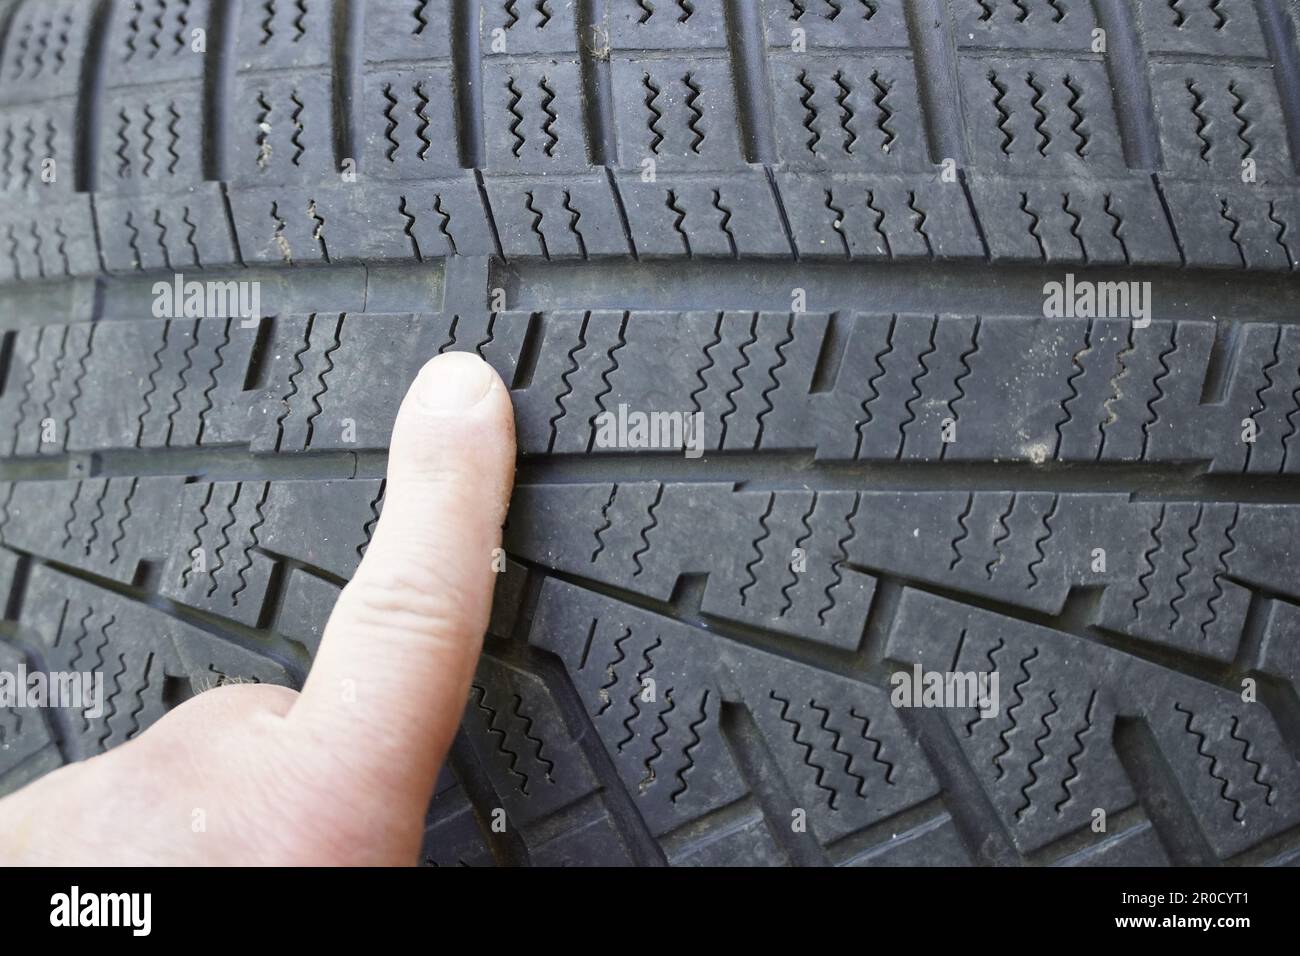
[1,0,1299,868]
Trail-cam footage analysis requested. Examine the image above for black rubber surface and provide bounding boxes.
[1,0,1300,866]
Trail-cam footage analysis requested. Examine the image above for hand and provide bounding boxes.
[0,352,516,865]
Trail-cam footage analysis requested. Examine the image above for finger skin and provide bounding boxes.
[290,352,516,816]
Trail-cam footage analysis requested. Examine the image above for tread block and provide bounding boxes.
[362,66,463,178]
[228,185,337,266]
[611,57,746,171]
[608,0,730,50]
[1162,179,1300,271]
[0,195,98,281]
[953,0,1099,52]
[959,56,1126,172]
[481,0,580,55]
[1097,501,1250,661]
[1258,598,1300,705]
[486,175,630,259]
[230,179,498,265]
[275,567,341,657]
[527,810,637,865]
[103,0,210,86]
[96,185,236,273]
[762,0,911,49]
[273,312,345,453]
[769,54,929,171]
[970,174,1178,264]
[1135,0,1269,57]
[483,59,589,173]
[462,656,601,828]
[531,578,939,845]
[945,316,1084,464]
[774,171,977,260]
[0,0,89,104]
[1150,62,1292,180]
[545,310,627,453]
[0,98,77,196]
[506,482,873,649]
[1231,506,1300,606]
[531,582,750,838]
[617,170,789,257]
[379,178,499,260]
[256,312,415,454]
[365,0,454,62]
[779,171,985,260]
[230,72,336,183]
[234,0,334,71]
[721,311,795,451]
[511,310,593,449]
[3,476,181,583]
[158,478,378,623]
[16,564,292,761]
[888,588,1300,857]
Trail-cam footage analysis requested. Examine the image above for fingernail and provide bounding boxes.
[414,352,495,413]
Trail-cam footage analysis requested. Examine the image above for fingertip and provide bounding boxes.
[409,351,500,416]
[389,351,516,496]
